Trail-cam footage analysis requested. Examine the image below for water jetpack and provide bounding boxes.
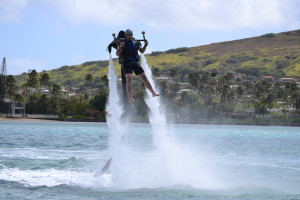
[107,30,147,53]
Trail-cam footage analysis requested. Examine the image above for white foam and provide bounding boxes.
[0,148,104,160]
[0,168,112,188]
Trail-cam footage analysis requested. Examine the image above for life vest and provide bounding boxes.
[121,39,140,62]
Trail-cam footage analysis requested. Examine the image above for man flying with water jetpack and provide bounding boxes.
[116,29,159,103]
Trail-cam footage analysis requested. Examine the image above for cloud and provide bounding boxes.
[6,57,48,75]
[45,0,300,31]
[0,0,28,23]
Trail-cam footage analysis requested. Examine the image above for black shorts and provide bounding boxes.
[122,62,144,76]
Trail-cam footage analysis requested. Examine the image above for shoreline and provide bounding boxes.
[1,117,300,127]
[0,117,61,122]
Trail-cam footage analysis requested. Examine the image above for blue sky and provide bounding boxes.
[1,0,300,75]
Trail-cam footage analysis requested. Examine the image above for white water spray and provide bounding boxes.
[102,53,219,189]
[140,54,219,188]
[104,54,126,181]
[106,53,123,142]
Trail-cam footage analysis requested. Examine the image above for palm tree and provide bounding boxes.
[264,93,276,112]
[198,72,210,98]
[236,85,244,105]
[188,72,199,92]
[244,81,252,104]
[47,84,62,115]
[285,82,299,111]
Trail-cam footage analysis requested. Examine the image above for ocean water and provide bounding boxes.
[0,121,300,200]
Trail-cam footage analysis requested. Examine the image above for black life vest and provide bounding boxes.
[121,39,140,63]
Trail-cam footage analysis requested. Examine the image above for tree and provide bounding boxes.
[236,85,244,103]
[50,84,62,97]
[217,75,234,103]
[101,75,109,89]
[253,81,272,116]
[198,72,210,98]
[244,81,252,104]
[27,69,39,93]
[263,93,276,112]
[168,83,180,101]
[158,80,169,99]
[169,69,177,80]
[38,94,48,114]
[85,74,94,87]
[39,73,50,89]
[152,67,160,77]
[6,75,17,116]
[0,57,7,104]
[89,89,107,112]
[188,72,199,91]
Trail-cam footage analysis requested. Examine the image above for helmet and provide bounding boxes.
[125,29,133,36]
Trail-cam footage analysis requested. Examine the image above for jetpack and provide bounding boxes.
[107,30,147,53]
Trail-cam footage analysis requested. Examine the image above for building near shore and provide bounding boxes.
[279,78,296,83]
[262,76,275,82]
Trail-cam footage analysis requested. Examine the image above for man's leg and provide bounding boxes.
[125,73,135,102]
[138,72,159,97]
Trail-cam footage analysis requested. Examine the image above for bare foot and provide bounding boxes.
[152,93,160,97]
[129,97,135,103]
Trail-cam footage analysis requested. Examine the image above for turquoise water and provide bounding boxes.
[0,121,300,199]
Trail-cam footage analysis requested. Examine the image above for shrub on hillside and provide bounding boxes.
[82,61,97,67]
[58,65,69,71]
[276,60,289,70]
[165,47,189,54]
[226,53,258,64]
[150,51,163,56]
[235,65,268,76]
[262,33,275,38]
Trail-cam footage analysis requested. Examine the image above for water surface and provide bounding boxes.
[0,121,300,199]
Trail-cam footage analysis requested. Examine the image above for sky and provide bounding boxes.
[0,0,300,75]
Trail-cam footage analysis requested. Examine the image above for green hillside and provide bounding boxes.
[15,29,300,86]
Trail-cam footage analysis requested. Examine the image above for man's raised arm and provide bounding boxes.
[139,40,148,54]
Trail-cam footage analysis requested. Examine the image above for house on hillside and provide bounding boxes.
[229,71,242,79]
[176,89,197,95]
[262,76,275,82]
[279,78,296,83]
[155,77,170,81]
[178,82,189,89]
[39,88,49,93]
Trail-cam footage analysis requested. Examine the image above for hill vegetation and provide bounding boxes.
[14,29,300,88]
